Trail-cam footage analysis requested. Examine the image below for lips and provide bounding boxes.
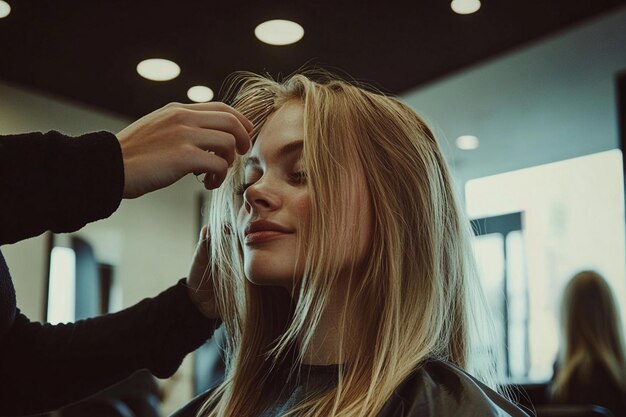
[244,219,292,244]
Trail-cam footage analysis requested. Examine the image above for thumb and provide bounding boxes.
[199,224,209,241]
[195,225,210,264]
[187,224,219,319]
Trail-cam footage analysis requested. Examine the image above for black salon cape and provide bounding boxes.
[0,131,221,416]
[171,360,530,417]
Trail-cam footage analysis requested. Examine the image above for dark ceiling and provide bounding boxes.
[1,0,625,120]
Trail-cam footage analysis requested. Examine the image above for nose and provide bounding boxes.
[243,179,280,214]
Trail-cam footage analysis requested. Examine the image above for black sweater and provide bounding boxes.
[0,130,220,416]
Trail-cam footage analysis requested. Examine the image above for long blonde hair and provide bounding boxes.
[551,270,626,400]
[199,70,496,417]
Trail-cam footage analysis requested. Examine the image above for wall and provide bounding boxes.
[402,6,626,188]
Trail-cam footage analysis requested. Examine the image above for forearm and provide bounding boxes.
[0,131,124,245]
[0,279,221,416]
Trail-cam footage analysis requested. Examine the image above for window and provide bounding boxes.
[471,214,529,381]
[47,246,76,324]
[465,149,626,382]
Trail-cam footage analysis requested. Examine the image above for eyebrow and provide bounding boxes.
[244,140,303,168]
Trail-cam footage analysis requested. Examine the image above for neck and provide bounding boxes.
[294,277,357,366]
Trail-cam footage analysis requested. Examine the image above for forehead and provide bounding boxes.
[250,100,304,160]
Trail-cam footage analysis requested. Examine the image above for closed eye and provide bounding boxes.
[289,171,307,185]
[234,182,251,196]
[234,171,308,196]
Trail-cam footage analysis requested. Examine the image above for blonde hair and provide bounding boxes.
[199,70,497,417]
[551,270,626,400]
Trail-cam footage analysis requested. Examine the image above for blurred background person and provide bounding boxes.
[550,270,626,416]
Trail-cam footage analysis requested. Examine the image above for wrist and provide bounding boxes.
[117,138,136,199]
[186,285,220,320]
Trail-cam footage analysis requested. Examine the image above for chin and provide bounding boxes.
[244,263,299,290]
[245,274,294,292]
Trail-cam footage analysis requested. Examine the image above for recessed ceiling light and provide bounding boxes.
[456,135,479,150]
[0,1,11,19]
[451,0,481,15]
[254,19,304,46]
[136,58,180,81]
[187,86,214,103]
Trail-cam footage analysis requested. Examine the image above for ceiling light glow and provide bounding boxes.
[136,58,180,81]
[0,1,11,18]
[187,86,214,103]
[456,135,479,150]
[451,0,481,15]
[254,19,304,45]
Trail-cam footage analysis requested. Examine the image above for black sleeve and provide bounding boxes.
[0,130,124,245]
[0,278,222,416]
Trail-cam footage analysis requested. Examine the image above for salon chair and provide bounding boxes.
[59,398,134,417]
[535,405,615,417]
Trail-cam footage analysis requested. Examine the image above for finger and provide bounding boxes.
[189,151,229,189]
[185,111,251,155]
[194,225,210,254]
[199,225,209,242]
[203,130,236,166]
[198,232,211,265]
[185,127,236,166]
[179,102,254,132]
[204,168,227,190]
[206,163,228,191]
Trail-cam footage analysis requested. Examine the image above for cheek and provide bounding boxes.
[292,193,311,221]
[290,192,311,257]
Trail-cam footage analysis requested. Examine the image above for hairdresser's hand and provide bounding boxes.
[187,225,220,319]
[117,102,253,199]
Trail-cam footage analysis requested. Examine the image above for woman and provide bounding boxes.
[550,271,626,415]
[180,71,528,417]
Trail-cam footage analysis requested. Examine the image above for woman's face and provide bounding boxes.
[236,100,372,290]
